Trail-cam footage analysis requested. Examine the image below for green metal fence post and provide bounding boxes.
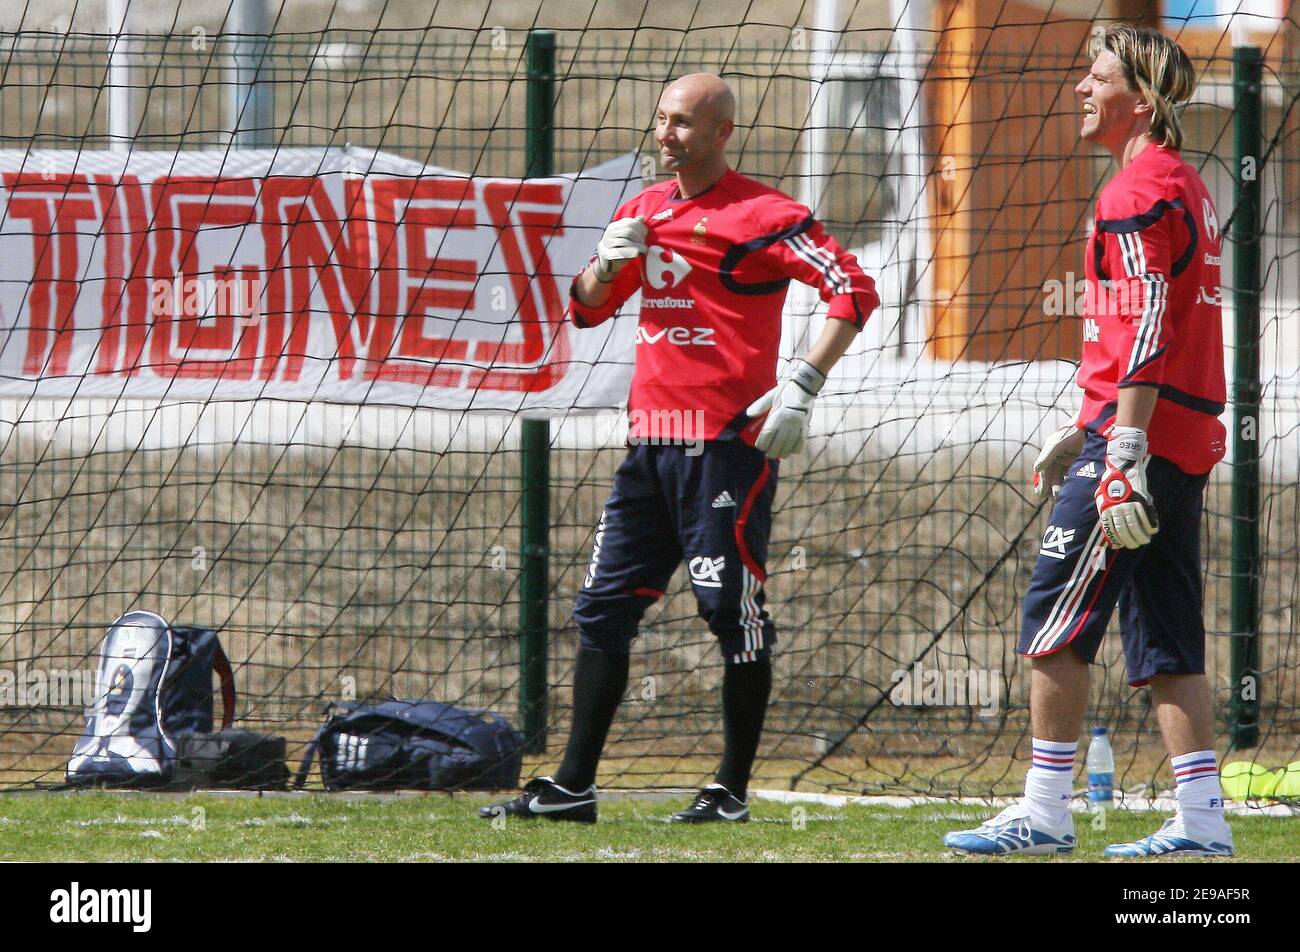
[1229,45,1262,749]
[519,30,556,754]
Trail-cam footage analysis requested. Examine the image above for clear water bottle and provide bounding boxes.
[1086,726,1115,804]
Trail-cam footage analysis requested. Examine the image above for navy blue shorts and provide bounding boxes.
[1018,431,1209,686]
[574,440,778,662]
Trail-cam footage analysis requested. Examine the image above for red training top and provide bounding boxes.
[1076,144,1227,474]
[568,168,879,444]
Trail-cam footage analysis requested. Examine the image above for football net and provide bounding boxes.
[0,2,1298,799]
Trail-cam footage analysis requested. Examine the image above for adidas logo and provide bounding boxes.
[1077,462,1100,479]
[651,208,674,222]
[711,491,736,509]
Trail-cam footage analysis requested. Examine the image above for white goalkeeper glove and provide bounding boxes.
[1094,426,1159,549]
[1032,424,1086,499]
[593,216,647,281]
[746,359,827,459]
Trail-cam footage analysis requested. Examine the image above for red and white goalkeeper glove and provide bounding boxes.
[1094,426,1159,549]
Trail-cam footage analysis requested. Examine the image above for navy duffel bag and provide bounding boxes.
[293,699,524,791]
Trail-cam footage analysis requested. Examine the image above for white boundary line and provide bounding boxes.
[749,789,1300,817]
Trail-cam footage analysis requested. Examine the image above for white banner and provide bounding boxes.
[0,148,640,414]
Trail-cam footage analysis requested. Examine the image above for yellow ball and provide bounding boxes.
[1220,761,1279,799]
[1273,761,1300,799]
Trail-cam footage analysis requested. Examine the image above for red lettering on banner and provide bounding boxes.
[0,163,588,400]
[467,182,569,393]
[93,175,151,377]
[261,176,375,380]
[163,264,261,378]
[150,177,258,379]
[95,175,126,375]
[3,175,100,377]
[366,178,476,386]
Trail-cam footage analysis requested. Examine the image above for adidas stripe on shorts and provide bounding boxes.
[1018,431,1209,686]
[573,440,777,663]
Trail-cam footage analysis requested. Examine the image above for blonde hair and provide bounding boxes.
[1090,24,1197,150]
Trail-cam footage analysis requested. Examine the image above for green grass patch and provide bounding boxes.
[0,791,1295,862]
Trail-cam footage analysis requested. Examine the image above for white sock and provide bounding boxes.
[1171,749,1228,837]
[1024,738,1076,828]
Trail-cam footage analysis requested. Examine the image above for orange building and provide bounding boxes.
[924,0,1297,362]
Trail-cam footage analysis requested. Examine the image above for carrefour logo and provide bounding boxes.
[644,245,692,290]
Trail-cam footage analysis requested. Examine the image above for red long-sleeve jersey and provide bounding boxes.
[568,169,879,444]
[1076,145,1227,474]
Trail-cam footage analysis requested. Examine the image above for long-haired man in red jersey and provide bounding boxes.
[946,25,1233,858]
[482,72,879,824]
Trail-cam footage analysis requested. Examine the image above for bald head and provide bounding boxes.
[660,73,736,125]
[655,73,735,186]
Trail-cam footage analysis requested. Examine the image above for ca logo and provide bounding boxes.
[688,555,725,588]
[1039,525,1076,561]
[1202,198,1219,242]
[644,245,692,290]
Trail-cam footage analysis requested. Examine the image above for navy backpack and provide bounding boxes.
[293,699,524,791]
[66,609,235,786]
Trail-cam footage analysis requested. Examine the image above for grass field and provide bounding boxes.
[1,791,1295,862]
